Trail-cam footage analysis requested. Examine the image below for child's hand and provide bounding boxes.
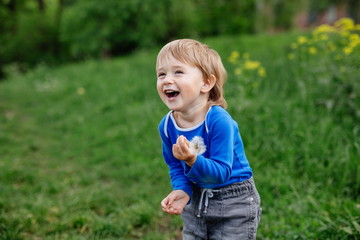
[172,135,196,166]
[161,190,190,215]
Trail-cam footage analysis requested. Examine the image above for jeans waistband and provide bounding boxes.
[195,177,255,217]
[217,177,255,196]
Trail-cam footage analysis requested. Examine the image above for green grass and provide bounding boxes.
[0,32,359,240]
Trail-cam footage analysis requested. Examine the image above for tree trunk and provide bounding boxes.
[37,0,45,12]
[53,0,64,59]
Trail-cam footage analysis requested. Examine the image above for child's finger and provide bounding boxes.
[173,136,186,154]
[172,143,181,156]
[161,196,172,209]
[167,193,175,205]
[176,135,183,145]
[178,135,188,144]
[181,135,190,145]
[172,207,183,215]
[167,207,180,215]
[179,136,190,152]
[161,199,168,209]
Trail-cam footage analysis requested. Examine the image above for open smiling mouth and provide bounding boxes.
[164,90,180,98]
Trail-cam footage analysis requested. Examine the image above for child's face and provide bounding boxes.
[157,55,208,113]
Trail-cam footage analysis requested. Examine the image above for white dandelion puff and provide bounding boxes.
[189,136,206,156]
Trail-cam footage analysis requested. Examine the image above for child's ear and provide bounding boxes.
[201,74,216,93]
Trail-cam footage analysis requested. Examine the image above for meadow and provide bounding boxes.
[0,23,359,239]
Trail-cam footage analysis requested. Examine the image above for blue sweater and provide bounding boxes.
[158,105,252,198]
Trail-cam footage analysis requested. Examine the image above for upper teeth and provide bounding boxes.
[165,90,176,93]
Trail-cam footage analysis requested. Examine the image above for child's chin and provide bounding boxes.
[165,103,180,111]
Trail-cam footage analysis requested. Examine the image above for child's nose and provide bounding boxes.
[163,76,174,84]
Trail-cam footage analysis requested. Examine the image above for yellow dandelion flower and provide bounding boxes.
[335,18,355,31]
[308,47,318,55]
[349,36,360,48]
[291,43,298,49]
[356,24,360,31]
[349,34,360,48]
[288,53,295,60]
[232,51,240,57]
[313,24,336,35]
[235,68,242,75]
[341,31,350,37]
[343,47,353,55]
[77,87,86,95]
[258,67,266,77]
[349,33,359,41]
[244,60,260,70]
[228,51,239,63]
[297,36,307,44]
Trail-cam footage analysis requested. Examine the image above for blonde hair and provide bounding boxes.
[156,39,227,108]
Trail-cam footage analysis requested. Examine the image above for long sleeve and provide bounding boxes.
[159,118,193,197]
[158,106,252,192]
[185,110,234,186]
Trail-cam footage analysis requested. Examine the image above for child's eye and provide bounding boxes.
[175,71,183,74]
[158,73,165,78]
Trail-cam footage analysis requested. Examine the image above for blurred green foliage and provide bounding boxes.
[2,11,56,63]
[0,0,303,77]
[0,0,62,75]
[61,0,167,58]
[1,0,359,78]
[60,0,257,58]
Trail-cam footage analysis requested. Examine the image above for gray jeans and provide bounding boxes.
[181,178,261,240]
